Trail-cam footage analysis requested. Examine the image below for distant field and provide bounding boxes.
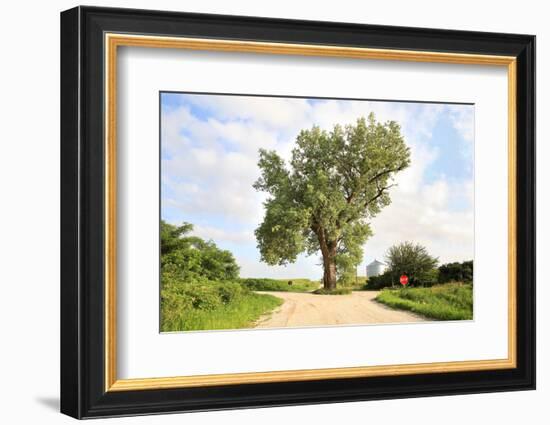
[375,283,473,320]
[240,278,319,292]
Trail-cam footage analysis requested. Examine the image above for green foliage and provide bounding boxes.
[313,287,352,295]
[186,284,224,310]
[160,220,240,285]
[160,220,284,331]
[347,276,368,290]
[160,220,194,255]
[375,283,473,320]
[161,290,282,332]
[439,260,473,283]
[365,270,394,289]
[385,241,439,286]
[161,279,235,312]
[216,281,245,303]
[160,276,283,332]
[239,277,318,292]
[254,114,411,288]
[422,268,440,286]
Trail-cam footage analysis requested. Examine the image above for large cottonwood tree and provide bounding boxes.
[254,114,411,290]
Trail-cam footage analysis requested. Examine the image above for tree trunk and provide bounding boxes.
[322,254,337,290]
[316,226,338,290]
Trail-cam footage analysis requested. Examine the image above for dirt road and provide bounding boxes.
[255,291,426,328]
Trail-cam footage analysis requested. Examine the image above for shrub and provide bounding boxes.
[384,241,439,286]
[438,260,473,284]
[160,287,194,326]
[366,271,394,289]
[366,268,439,289]
[420,268,440,287]
[216,281,246,303]
[161,279,248,314]
[170,283,221,311]
[160,220,240,285]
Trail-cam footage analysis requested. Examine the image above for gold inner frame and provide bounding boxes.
[104,33,517,392]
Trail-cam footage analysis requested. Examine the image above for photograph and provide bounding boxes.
[160,92,475,332]
[57,5,536,419]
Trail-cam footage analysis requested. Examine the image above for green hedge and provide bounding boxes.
[239,277,318,292]
[365,271,394,289]
[438,260,473,283]
[366,268,440,289]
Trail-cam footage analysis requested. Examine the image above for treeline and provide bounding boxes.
[439,260,473,283]
[367,241,473,289]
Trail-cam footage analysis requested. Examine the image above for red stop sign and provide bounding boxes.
[400,274,409,286]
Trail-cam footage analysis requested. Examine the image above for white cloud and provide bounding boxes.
[238,255,323,280]
[362,178,474,270]
[448,104,475,142]
[164,176,263,225]
[192,224,255,244]
[184,95,312,131]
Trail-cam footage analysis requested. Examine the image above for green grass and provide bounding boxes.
[375,283,473,320]
[313,287,352,295]
[161,292,283,332]
[240,277,319,292]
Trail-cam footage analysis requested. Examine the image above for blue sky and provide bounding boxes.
[161,92,474,279]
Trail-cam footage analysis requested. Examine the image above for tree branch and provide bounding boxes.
[367,163,407,185]
[364,183,396,208]
[345,163,405,206]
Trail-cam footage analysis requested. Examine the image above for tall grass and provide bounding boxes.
[375,283,473,320]
[161,277,320,332]
[161,291,282,332]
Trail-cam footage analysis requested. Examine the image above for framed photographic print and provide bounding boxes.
[60,6,535,419]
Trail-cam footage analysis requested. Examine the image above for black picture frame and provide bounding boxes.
[60,5,535,419]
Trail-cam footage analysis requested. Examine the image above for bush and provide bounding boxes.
[420,268,440,287]
[438,260,473,284]
[160,287,194,326]
[161,278,250,314]
[384,241,438,286]
[365,271,394,289]
[188,285,223,310]
[366,268,439,289]
[216,281,245,303]
[160,220,240,285]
